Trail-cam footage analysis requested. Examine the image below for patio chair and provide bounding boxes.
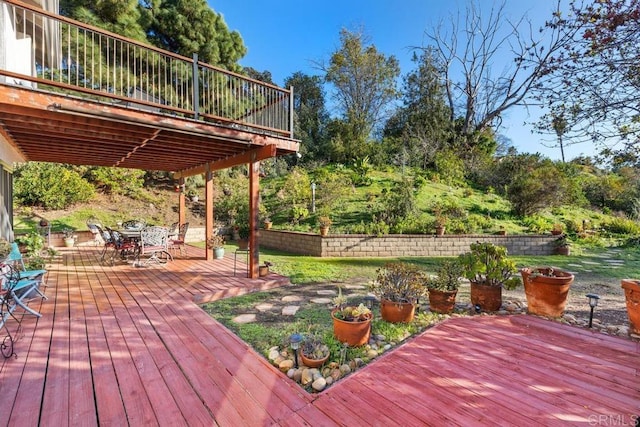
[86,217,104,246]
[5,242,48,300]
[96,225,117,263]
[105,228,138,264]
[0,264,42,322]
[134,226,173,267]
[169,222,189,257]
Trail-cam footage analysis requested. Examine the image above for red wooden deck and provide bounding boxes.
[1,247,638,426]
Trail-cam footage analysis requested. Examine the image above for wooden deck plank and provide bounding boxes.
[2,247,638,426]
[80,267,129,425]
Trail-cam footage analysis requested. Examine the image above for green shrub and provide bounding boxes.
[85,166,145,197]
[14,162,94,209]
[601,217,640,235]
[521,215,554,233]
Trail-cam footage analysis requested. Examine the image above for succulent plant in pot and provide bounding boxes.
[458,242,520,312]
[426,259,464,314]
[300,335,331,368]
[331,287,373,346]
[368,262,427,323]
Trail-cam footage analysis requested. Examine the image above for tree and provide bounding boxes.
[535,0,640,163]
[140,0,246,71]
[424,1,571,149]
[321,28,400,143]
[384,48,452,169]
[60,0,148,41]
[284,72,330,163]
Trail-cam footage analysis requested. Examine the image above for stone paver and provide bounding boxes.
[256,303,274,312]
[282,295,303,302]
[316,290,337,296]
[282,305,300,316]
[232,313,257,324]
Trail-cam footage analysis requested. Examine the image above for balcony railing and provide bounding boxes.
[0,0,293,138]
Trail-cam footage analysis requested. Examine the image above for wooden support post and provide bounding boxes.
[205,171,214,261]
[248,159,260,278]
[178,178,186,227]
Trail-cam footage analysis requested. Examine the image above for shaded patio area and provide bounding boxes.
[1,246,638,425]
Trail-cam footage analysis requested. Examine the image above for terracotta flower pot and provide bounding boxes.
[331,309,372,347]
[521,267,574,318]
[380,300,416,323]
[470,282,502,312]
[300,351,330,368]
[319,226,329,237]
[435,226,445,236]
[621,279,640,335]
[428,289,457,314]
[259,265,269,277]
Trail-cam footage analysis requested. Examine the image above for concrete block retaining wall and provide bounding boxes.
[44,228,558,257]
[259,230,558,257]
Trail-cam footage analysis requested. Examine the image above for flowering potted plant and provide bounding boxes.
[206,235,225,259]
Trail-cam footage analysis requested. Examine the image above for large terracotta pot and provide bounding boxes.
[428,289,457,314]
[470,282,502,312]
[621,279,640,335]
[521,267,574,318]
[331,310,372,346]
[380,300,416,323]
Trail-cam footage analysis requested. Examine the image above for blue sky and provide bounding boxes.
[209,0,593,161]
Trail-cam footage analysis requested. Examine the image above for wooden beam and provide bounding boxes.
[173,144,277,179]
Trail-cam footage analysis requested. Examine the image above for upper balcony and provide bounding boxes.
[0,0,298,175]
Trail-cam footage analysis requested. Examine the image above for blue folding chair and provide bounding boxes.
[0,264,42,322]
[5,243,47,300]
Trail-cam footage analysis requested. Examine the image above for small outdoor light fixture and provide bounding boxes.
[289,333,302,368]
[586,293,600,328]
[363,295,376,310]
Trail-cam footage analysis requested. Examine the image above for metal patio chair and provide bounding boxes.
[169,222,189,257]
[134,226,173,267]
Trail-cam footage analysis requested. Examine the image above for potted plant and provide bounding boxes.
[434,215,447,236]
[237,224,250,250]
[426,259,464,314]
[554,236,571,256]
[259,261,272,277]
[520,267,575,318]
[621,279,640,335]
[318,216,332,236]
[300,335,330,368]
[458,242,520,312]
[62,228,75,247]
[185,188,199,202]
[551,223,564,235]
[207,235,225,259]
[263,217,273,230]
[368,262,427,323]
[331,287,372,346]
